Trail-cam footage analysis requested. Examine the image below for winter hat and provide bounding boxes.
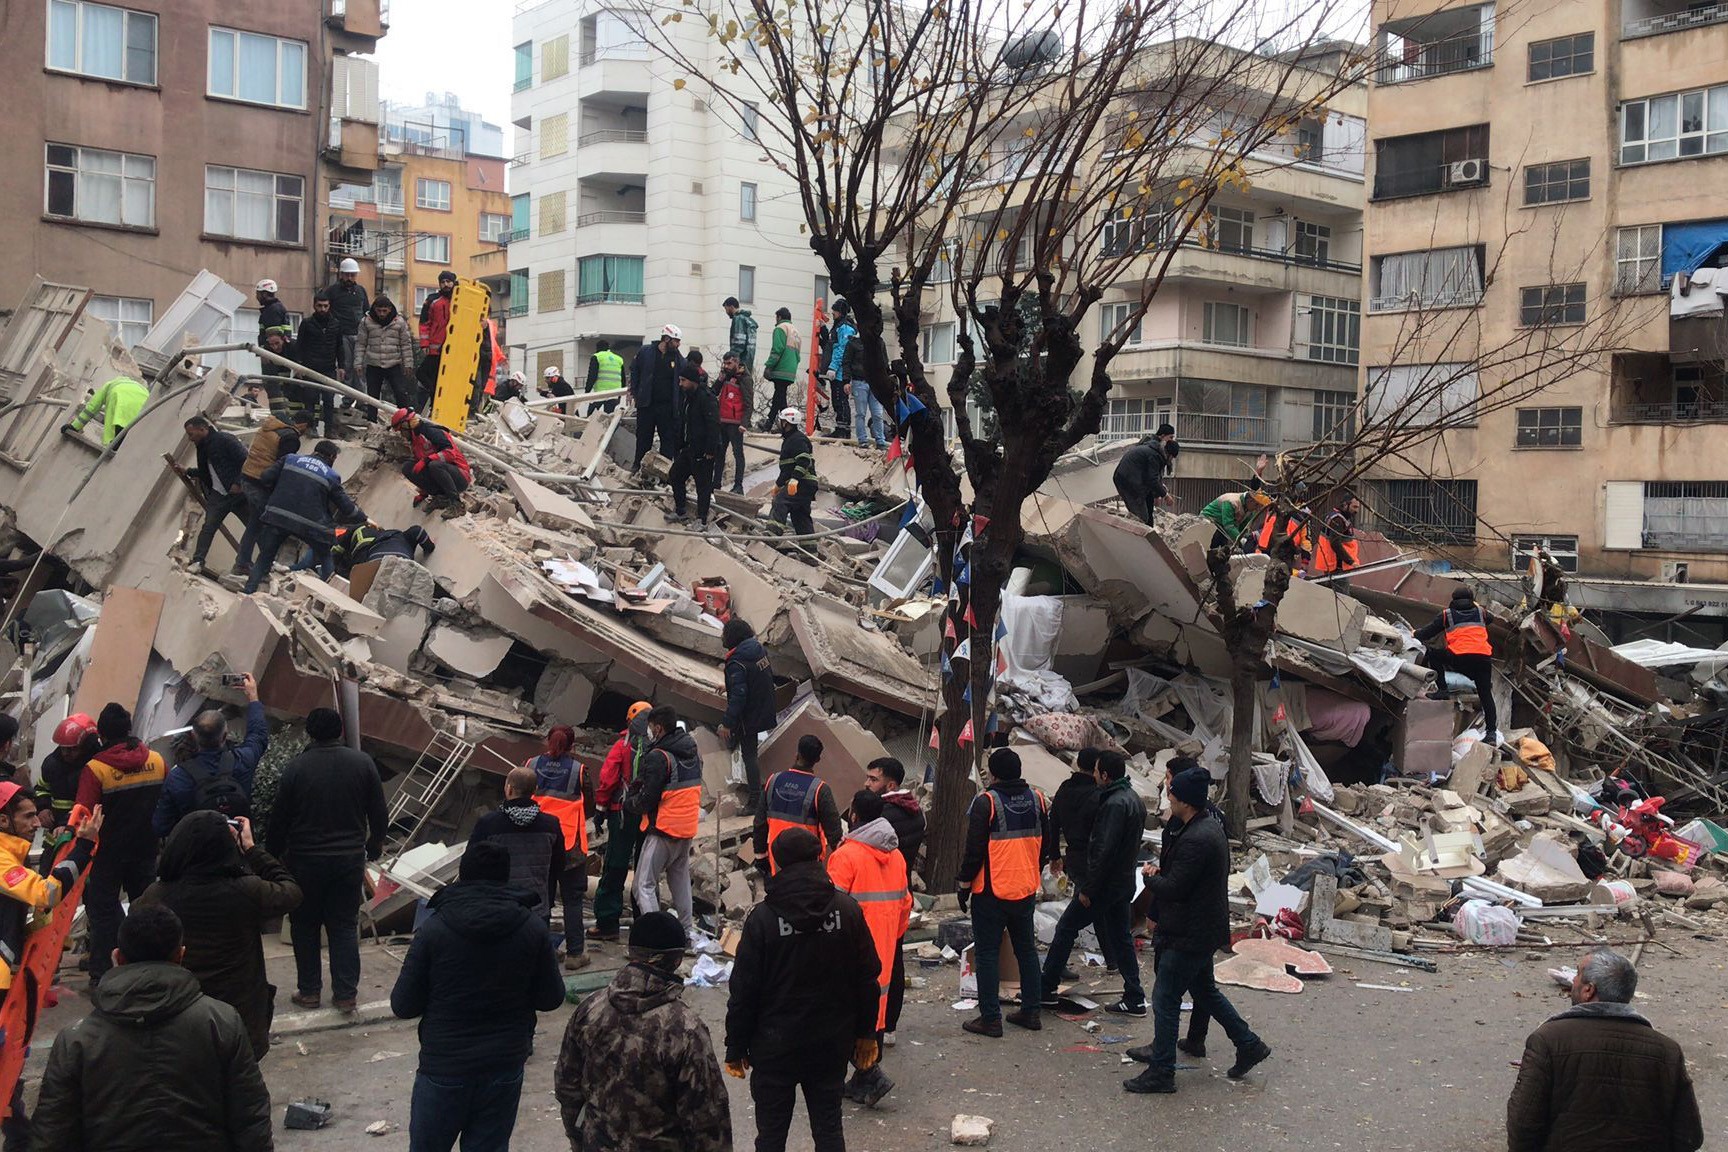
[0,715,17,747]
[772,827,822,870]
[96,702,131,744]
[1451,587,1476,606]
[987,747,1022,781]
[1170,766,1211,810]
[629,911,687,954]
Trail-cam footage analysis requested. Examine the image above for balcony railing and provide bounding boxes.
[1368,288,1484,313]
[1612,400,1728,424]
[1207,242,1362,276]
[576,210,647,227]
[579,45,650,66]
[509,302,529,317]
[513,76,532,92]
[576,291,645,305]
[507,227,529,242]
[1375,30,1495,84]
[509,152,532,169]
[1176,411,1275,447]
[1625,1,1728,37]
[577,129,648,147]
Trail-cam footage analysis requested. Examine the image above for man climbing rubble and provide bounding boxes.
[1197,453,1272,549]
[592,703,650,942]
[1311,493,1362,586]
[754,735,843,874]
[628,706,701,937]
[1110,424,1178,525]
[329,521,435,577]
[770,408,818,536]
[234,404,312,579]
[392,407,472,517]
[152,674,266,836]
[63,372,148,446]
[243,441,366,593]
[829,789,912,1108]
[182,415,250,579]
[1414,586,1501,745]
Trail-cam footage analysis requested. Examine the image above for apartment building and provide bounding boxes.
[915,44,1369,507]
[1363,0,1728,608]
[507,0,829,382]
[1,0,386,345]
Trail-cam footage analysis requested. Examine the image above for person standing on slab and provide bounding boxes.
[717,617,777,815]
[628,706,701,936]
[1414,586,1501,744]
[591,703,651,942]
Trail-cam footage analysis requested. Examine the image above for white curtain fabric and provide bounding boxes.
[1376,247,1481,307]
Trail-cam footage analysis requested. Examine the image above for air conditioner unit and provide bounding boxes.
[1446,158,1486,187]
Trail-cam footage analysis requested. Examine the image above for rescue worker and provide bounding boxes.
[1414,587,1501,744]
[762,307,802,430]
[770,407,818,535]
[328,521,435,577]
[957,747,1055,1038]
[1312,493,1362,586]
[492,370,528,406]
[528,725,597,971]
[828,789,912,1108]
[1256,483,1312,562]
[76,702,167,988]
[183,415,250,577]
[417,271,459,403]
[470,766,565,935]
[668,355,721,528]
[724,296,758,371]
[234,407,313,578]
[35,712,99,830]
[254,279,289,339]
[63,373,148,445]
[392,408,472,516]
[1199,486,1270,551]
[0,786,101,1145]
[712,350,751,494]
[822,299,855,437]
[629,325,687,471]
[592,702,651,941]
[753,734,844,875]
[325,257,370,375]
[582,342,624,414]
[244,441,366,593]
[718,617,777,814]
[293,291,344,433]
[629,706,701,936]
[1111,424,1177,525]
[541,364,577,416]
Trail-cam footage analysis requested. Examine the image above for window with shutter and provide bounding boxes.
[539,191,566,235]
[538,269,566,313]
[1602,482,1644,550]
[541,113,569,158]
[542,35,569,79]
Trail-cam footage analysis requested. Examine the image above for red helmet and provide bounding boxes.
[53,712,97,748]
[0,781,24,814]
[390,407,415,428]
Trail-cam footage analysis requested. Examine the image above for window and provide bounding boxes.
[1102,396,1174,441]
[538,269,566,312]
[1370,246,1485,311]
[1176,380,1272,446]
[1301,295,1360,364]
[479,212,510,244]
[738,265,755,304]
[1213,206,1254,253]
[1641,481,1728,551]
[1201,301,1251,347]
[1524,159,1590,205]
[414,234,451,264]
[86,295,152,346]
[1311,389,1356,443]
[44,144,155,228]
[815,275,830,308]
[414,285,437,312]
[1527,33,1592,81]
[1099,301,1143,345]
[1367,363,1479,426]
[46,1,156,85]
[540,113,568,158]
[207,28,306,109]
[373,167,403,211]
[740,182,758,222]
[514,41,533,90]
[922,322,956,364]
[1614,225,1662,294]
[1512,535,1579,573]
[415,179,451,211]
[203,166,303,245]
[1101,206,1142,257]
[741,103,760,143]
[1620,85,1728,165]
[1373,124,1490,199]
[577,255,645,303]
[1519,283,1586,326]
[539,190,567,235]
[543,35,569,80]
[1516,406,1583,447]
[1369,479,1479,543]
[509,194,529,240]
[1294,220,1331,265]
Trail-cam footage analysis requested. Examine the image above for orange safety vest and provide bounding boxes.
[641,748,702,840]
[969,786,1048,901]
[1443,605,1493,656]
[1258,511,1309,555]
[762,768,829,875]
[827,836,912,1031]
[1311,515,1360,575]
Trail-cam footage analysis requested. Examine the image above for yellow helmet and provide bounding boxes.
[1249,490,1273,508]
[627,701,652,722]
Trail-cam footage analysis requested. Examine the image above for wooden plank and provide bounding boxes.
[71,587,165,719]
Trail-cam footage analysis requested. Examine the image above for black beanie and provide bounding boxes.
[630,910,687,954]
[0,715,17,746]
[1170,766,1211,810]
[97,702,131,744]
[987,747,1022,780]
[772,827,822,869]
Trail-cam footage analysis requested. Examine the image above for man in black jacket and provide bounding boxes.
[725,827,881,1152]
[1050,747,1102,887]
[630,325,686,470]
[326,258,370,378]
[183,415,250,575]
[770,407,818,535]
[1111,425,1177,525]
[470,766,564,922]
[243,441,367,593]
[668,365,721,527]
[391,840,566,1151]
[294,292,345,433]
[865,757,925,870]
[1124,766,1270,1094]
[266,708,387,1013]
[32,904,273,1152]
[718,617,777,813]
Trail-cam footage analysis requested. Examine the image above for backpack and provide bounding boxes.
[190,749,252,820]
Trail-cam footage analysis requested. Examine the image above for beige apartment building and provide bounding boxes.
[0,0,385,345]
[1363,0,1728,616]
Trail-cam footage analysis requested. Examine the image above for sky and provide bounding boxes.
[375,1,515,135]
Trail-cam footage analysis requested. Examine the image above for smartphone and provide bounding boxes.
[221,673,247,687]
[228,818,244,831]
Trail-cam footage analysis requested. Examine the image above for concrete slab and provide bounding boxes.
[758,695,883,803]
[788,596,935,719]
[533,661,598,726]
[505,471,597,534]
[651,532,783,629]
[1004,736,1075,795]
[1232,554,1366,652]
[289,572,387,638]
[424,621,515,679]
[72,586,163,718]
[359,556,436,672]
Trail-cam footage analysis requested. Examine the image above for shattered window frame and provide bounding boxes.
[1511,534,1579,572]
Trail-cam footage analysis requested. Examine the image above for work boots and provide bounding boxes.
[1228,1039,1272,1079]
[844,1065,894,1107]
[1122,1067,1177,1094]
[1003,1007,1041,1031]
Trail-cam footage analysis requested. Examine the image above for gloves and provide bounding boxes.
[956,886,971,914]
[724,1058,749,1079]
[60,423,79,437]
[853,1038,880,1071]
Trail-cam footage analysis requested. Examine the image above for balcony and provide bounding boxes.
[510,152,532,169]
[578,129,647,147]
[576,291,644,305]
[510,302,529,317]
[576,46,651,100]
[1610,352,1728,424]
[327,0,387,49]
[508,227,530,243]
[1110,342,1357,394]
[326,118,381,176]
[1177,410,1274,448]
[1375,5,1495,85]
[1624,0,1728,37]
[577,211,647,227]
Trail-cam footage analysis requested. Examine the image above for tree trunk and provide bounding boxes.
[1226,663,1256,841]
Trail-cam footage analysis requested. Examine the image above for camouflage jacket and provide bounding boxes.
[554,960,732,1152]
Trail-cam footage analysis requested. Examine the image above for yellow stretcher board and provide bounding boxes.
[431,279,491,433]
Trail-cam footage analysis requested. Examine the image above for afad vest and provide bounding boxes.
[970,786,1048,901]
[1258,511,1309,554]
[532,754,589,854]
[642,747,702,840]
[1443,605,1493,656]
[763,768,829,875]
[1312,516,1360,574]
[593,350,625,393]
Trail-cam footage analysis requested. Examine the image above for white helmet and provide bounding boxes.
[338,258,361,274]
[255,279,278,294]
[509,370,526,385]
[778,407,801,426]
[543,365,562,379]
[660,324,683,341]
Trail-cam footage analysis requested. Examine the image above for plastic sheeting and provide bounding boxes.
[1661,217,1728,283]
[1000,594,1063,674]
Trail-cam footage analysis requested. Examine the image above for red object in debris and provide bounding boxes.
[694,580,732,622]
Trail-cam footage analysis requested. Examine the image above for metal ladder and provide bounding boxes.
[382,730,476,866]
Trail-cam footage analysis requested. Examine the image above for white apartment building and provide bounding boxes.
[508,1,829,383]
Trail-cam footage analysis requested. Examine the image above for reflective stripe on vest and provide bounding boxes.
[538,794,588,854]
[970,787,1047,901]
[1444,606,1493,656]
[593,350,624,392]
[763,769,826,874]
[641,749,703,839]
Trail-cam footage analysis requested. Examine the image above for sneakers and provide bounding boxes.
[1228,1039,1272,1080]
[1122,1068,1177,1095]
[667,512,690,525]
[1126,1043,1155,1064]
[1105,999,1148,1018]
[1178,1037,1207,1059]
[962,1016,1003,1038]
[1004,1008,1041,1031]
[1039,993,1062,1009]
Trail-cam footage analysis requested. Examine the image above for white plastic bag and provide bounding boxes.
[1452,899,1519,947]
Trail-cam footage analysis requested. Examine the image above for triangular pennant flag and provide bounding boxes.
[958,719,974,745]
[903,452,915,472]
[956,563,970,586]
[952,639,972,662]
[902,392,927,418]
[944,617,957,641]
[960,522,975,549]
[898,499,918,530]
[929,726,941,750]
[973,514,990,536]
[885,437,903,463]
[962,683,972,704]
[894,397,911,424]
[964,603,977,627]
[941,651,953,680]
[994,618,1008,641]
[985,712,1000,735]
[932,575,946,597]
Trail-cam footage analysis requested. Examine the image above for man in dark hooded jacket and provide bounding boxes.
[1111,425,1177,525]
[76,702,167,987]
[391,839,566,1151]
[470,766,564,922]
[718,616,778,813]
[629,706,702,936]
[726,828,881,1152]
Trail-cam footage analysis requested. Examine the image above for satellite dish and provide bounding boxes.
[1003,29,1063,69]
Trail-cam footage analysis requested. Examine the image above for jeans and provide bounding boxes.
[236,480,270,572]
[849,380,886,447]
[559,851,588,955]
[771,490,814,535]
[885,934,907,1032]
[84,853,156,985]
[765,378,792,428]
[633,831,693,933]
[288,543,337,580]
[1153,946,1210,1048]
[632,403,680,468]
[1429,649,1497,735]
[1039,895,1099,992]
[403,458,469,500]
[1095,895,1143,1006]
[288,853,365,1001]
[714,424,746,490]
[592,810,635,934]
[191,488,250,566]
[247,525,328,594]
[409,1068,524,1152]
[365,363,414,419]
[751,1052,848,1152]
[970,892,1041,1021]
[667,452,714,523]
[1148,947,1259,1076]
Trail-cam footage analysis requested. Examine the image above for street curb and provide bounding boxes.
[273,999,397,1036]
